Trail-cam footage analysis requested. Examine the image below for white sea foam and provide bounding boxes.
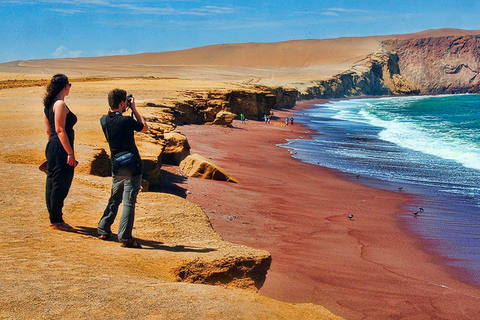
[319,97,480,171]
[359,110,480,171]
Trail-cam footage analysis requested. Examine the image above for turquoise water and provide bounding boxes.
[283,94,480,286]
[359,95,480,171]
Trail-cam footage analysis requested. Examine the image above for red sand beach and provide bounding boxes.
[169,100,480,319]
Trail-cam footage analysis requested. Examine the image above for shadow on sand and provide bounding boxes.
[75,226,217,253]
[149,167,188,198]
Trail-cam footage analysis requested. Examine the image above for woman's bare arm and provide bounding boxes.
[53,101,77,167]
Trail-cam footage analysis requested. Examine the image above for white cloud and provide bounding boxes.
[49,8,84,14]
[188,6,237,16]
[320,11,339,17]
[94,49,130,56]
[22,1,236,17]
[111,3,176,15]
[31,0,110,4]
[51,45,83,58]
[327,7,370,14]
[293,7,372,18]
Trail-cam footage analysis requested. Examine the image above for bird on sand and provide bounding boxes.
[418,207,424,212]
[398,187,403,191]
[348,214,354,220]
[413,211,419,216]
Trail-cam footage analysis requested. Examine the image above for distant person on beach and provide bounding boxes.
[241,113,246,124]
[290,117,294,125]
[98,89,148,248]
[43,74,77,232]
[267,115,271,124]
[285,117,289,126]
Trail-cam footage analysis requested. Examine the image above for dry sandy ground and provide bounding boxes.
[0,82,342,319]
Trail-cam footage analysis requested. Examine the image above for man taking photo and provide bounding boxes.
[98,89,148,248]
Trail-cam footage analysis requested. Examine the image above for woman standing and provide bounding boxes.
[43,74,77,232]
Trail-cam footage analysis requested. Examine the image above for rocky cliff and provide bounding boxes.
[298,35,480,99]
[145,86,297,126]
[298,52,419,99]
[382,35,480,94]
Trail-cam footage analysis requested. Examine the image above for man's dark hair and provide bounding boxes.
[108,89,127,109]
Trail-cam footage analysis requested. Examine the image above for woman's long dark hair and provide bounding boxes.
[43,74,69,108]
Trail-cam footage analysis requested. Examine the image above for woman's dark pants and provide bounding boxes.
[45,141,74,224]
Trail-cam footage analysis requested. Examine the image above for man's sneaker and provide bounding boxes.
[121,239,142,249]
[98,234,111,241]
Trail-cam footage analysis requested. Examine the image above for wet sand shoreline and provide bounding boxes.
[170,100,480,319]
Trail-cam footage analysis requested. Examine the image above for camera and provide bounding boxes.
[126,94,133,108]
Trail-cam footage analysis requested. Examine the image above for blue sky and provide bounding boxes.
[1,0,479,63]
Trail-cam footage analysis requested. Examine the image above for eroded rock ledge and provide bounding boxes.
[174,255,272,290]
[143,86,297,126]
[133,192,272,291]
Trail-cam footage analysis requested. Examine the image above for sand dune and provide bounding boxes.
[2,28,479,84]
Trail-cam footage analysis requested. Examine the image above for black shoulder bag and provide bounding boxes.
[100,115,136,169]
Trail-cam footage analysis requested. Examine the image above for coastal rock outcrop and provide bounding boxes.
[146,87,298,125]
[225,89,276,119]
[161,132,191,165]
[141,155,163,187]
[88,148,111,177]
[144,104,182,129]
[212,111,236,126]
[382,35,480,94]
[180,154,239,183]
[268,86,298,109]
[299,35,480,99]
[299,52,419,99]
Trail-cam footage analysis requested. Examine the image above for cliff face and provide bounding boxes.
[148,86,298,126]
[226,87,298,119]
[300,35,480,99]
[382,36,480,94]
[299,52,419,99]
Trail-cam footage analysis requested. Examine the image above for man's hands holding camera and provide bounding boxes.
[125,92,148,133]
[126,94,135,111]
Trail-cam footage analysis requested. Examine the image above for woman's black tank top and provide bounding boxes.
[44,100,77,147]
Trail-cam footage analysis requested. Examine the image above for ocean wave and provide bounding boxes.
[358,109,480,170]
[321,96,480,171]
